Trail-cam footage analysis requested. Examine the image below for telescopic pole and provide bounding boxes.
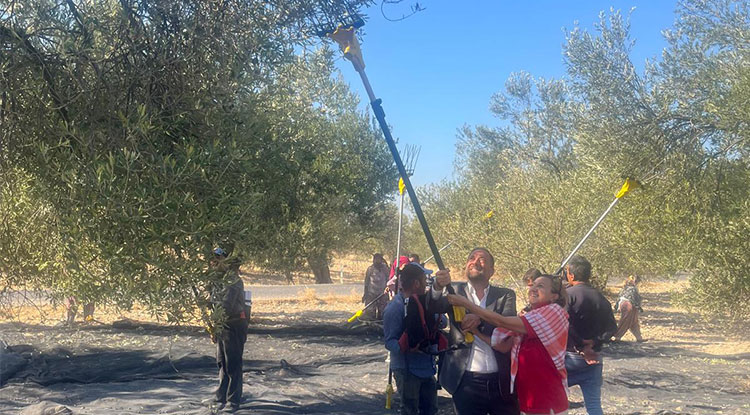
[554,178,641,275]
[422,240,455,265]
[555,198,620,275]
[327,26,472,343]
[394,180,405,293]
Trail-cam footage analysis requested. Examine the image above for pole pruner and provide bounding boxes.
[555,177,642,275]
[326,24,473,343]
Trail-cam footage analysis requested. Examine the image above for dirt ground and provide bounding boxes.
[1,281,748,415]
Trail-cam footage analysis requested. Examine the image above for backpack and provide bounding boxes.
[398,294,448,354]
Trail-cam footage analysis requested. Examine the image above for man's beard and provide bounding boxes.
[466,266,486,282]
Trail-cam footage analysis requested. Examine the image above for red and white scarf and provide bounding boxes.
[491,303,569,394]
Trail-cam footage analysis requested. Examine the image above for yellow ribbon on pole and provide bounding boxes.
[555,177,642,274]
[615,177,641,199]
[399,177,405,195]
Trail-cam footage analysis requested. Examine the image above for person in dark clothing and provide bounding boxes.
[384,263,438,415]
[429,248,519,415]
[563,255,617,415]
[207,247,249,413]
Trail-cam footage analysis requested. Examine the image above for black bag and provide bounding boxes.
[398,294,448,354]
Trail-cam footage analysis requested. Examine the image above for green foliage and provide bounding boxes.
[676,200,750,318]
[249,49,397,281]
[416,0,750,316]
[0,0,389,319]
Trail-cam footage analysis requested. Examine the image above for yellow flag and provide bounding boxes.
[329,25,365,71]
[398,177,405,195]
[485,210,494,220]
[615,178,641,199]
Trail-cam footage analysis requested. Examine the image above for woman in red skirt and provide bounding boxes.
[448,274,569,415]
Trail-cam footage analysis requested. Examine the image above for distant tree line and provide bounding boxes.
[405,0,749,318]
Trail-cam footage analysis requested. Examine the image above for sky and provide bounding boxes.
[333,0,679,188]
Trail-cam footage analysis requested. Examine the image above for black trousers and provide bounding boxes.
[215,318,248,406]
[393,369,438,415]
[452,371,519,415]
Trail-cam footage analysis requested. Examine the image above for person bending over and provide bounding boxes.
[613,275,645,342]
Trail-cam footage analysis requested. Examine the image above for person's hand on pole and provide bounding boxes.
[447,293,475,343]
[447,294,472,308]
[433,269,451,290]
[461,314,481,332]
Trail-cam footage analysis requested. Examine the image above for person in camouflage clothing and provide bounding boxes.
[362,253,389,321]
[613,275,645,342]
[206,247,248,413]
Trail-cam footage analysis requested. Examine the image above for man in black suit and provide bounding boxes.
[428,248,519,415]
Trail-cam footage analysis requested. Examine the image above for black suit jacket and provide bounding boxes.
[427,282,516,397]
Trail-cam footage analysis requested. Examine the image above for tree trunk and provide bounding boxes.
[308,254,332,284]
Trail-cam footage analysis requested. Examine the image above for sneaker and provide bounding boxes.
[201,398,225,410]
[221,403,240,413]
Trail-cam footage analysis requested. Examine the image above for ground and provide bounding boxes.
[0,281,748,415]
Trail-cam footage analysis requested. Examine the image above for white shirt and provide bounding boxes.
[465,281,498,373]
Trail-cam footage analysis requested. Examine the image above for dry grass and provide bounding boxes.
[1,288,363,327]
[253,288,361,315]
[241,253,373,285]
[3,281,748,358]
[609,280,750,356]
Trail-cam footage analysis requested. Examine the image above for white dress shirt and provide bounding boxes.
[465,281,498,373]
[429,281,499,373]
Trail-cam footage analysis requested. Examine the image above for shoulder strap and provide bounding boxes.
[411,294,430,339]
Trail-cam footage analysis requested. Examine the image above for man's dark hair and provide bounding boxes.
[523,268,542,285]
[468,247,494,267]
[408,253,420,263]
[373,253,385,265]
[567,255,592,282]
[400,263,426,290]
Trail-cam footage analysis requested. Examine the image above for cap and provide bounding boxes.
[409,261,433,275]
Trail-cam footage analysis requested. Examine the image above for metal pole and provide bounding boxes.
[394,188,405,293]
[354,62,472,342]
[327,28,469,343]
[355,68,445,271]
[555,197,620,275]
[423,240,455,265]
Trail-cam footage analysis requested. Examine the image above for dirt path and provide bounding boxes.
[1,283,748,414]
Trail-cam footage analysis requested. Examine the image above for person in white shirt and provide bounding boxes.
[428,248,519,415]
